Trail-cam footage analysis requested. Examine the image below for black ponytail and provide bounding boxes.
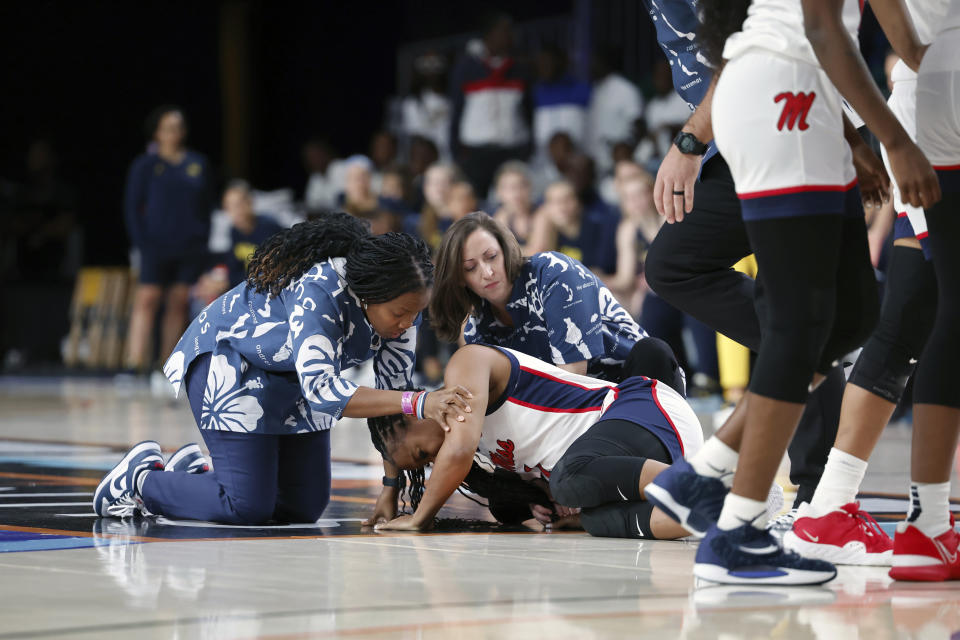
[697,0,751,69]
[247,211,434,300]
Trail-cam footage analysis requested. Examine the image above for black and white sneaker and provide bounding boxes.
[93,441,164,518]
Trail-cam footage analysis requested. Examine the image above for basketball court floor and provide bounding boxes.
[1,375,958,639]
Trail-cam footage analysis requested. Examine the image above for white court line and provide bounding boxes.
[0,492,93,498]
[0,502,91,508]
[56,513,98,518]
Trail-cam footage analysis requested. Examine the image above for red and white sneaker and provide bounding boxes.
[783,502,893,566]
[889,514,960,582]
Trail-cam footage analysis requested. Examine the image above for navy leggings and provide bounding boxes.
[140,353,332,524]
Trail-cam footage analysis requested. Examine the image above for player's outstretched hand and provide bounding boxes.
[654,145,701,224]
[425,384,474,432]
[851,139,891,211]
[886,137,941,210]
[374,514,431,532]
[361,486,399,527]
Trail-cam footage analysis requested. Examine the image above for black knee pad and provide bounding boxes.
[580,501,656,539]
[548,456,592,508]
[848,246,936,403]
[622,337,686,395]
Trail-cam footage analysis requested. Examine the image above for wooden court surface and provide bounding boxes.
[1,376,958,639]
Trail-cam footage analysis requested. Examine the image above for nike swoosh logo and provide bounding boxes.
[934,538,958,564]
[618,486,628,501]
[803,531,819,543]
[636,514,644,536]
[740,544,779,555]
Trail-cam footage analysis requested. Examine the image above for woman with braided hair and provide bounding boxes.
[94,211,473,525]
[366,342,704,539]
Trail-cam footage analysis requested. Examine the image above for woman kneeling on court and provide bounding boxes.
[368,342,703,539]
[94,212,472,525]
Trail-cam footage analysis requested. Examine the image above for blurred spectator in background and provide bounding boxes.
[379,166,414,214]
[124,105,213,373]
[587,46,644,176]
[528,180,618,275]
[600,156,645,205]
[606,171,659,316]
[2,139,80,283]
[218,180,284,288]
[447,179,478,221]
[192,179,285,311]
[491,161,535,247]
[337,155,395,235]
[530,130,574,199]
[402,51,451,160]
[643,59,691,161]
[302,138,344,214]
[408,135,440,211]
[368,130,398,194]
[450,11,532,199]
[562,152,617,223]
[407,162,456,252]
[532,43,590,161]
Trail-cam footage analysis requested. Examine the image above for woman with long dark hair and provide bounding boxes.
[94,212,472,525]
[646,0,940,586]
[429,212,683,388]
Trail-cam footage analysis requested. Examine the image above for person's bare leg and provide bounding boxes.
[125,284,162,371]
[911,405,960,484]
[160,284,191,362]
[731,395,804,502]
[834,384,897,461]
[651,507,693,539]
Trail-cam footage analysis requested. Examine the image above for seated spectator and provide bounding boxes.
[302,138,344,214]
[379,166,414,215]
[533,43,591,160]
[406,162,456,251]
[491,161,535,247]
[562,152,618,223]
[644,59,691,160]
[339,155,378,216]
[193,180,285,310]
[599,157,645,205]
[447,179,478,222]
[530,130,575,199]
[369,130,398,193]
[408,135,440,212]
[527,180,618,275]
[607,173,659,315]
[587,46,644,175]
[402,52,451,160]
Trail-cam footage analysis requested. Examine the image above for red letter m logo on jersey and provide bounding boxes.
[774,92,816,131]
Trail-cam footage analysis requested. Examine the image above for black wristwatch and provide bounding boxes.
[382,476,400,488]
[673,131,708,155]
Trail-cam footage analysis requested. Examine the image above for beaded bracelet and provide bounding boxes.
[400,391,415,415]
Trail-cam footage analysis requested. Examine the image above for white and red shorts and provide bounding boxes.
[713,50,859,221]
[917,28,960,196]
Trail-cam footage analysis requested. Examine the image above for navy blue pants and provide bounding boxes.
[140,353,332,524]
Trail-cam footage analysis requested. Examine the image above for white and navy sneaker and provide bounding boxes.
[164,443,211,474]
[694,523,838,585]
[645,458,727,538]
[93,441,164,518]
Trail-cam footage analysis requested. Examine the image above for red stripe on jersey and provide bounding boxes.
[650,380,684,457]
[519,366,618,395]
[917,231,929,239]
[738,179,858,200]
[932,164,960,171]
[507,397,603,413]
[462,78,525,94]
[897,211,908,218]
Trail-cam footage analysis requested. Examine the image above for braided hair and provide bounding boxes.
[367,412,551,520]
[247,211,434,300]
[697,0,751,69]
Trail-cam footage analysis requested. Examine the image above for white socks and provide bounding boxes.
[689,437,738,488]
[717,493,768,531]
[907,481,952,538]
[807,448,868,515]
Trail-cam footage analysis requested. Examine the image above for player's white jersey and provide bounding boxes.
[723,0,862,67]
[478,347,703,479]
